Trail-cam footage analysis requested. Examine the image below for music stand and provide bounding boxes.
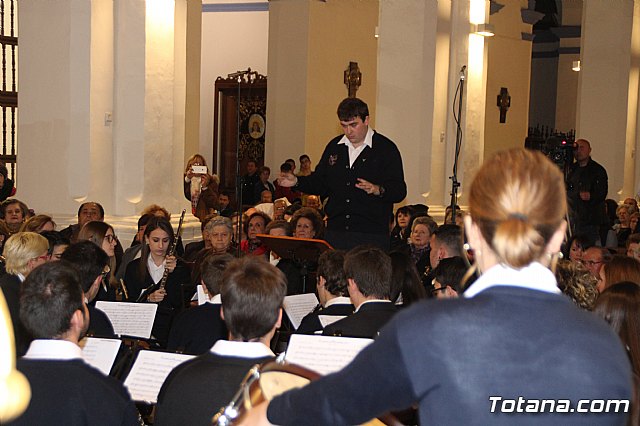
[257,234,333,294]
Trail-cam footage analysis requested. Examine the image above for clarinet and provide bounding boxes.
[158,209,186,291]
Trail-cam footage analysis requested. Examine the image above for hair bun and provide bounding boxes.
[492,217,545,268]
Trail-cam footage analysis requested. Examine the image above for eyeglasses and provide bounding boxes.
[430,279,448,295]
[104,234,118,244]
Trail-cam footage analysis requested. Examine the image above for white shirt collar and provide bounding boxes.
[463,262,560,298]
[23,339,83,360]
[324,296,351,308]
[355,298,391,312]
[17,273,25,282]
[147,256,165,284]
[338,127,374,167]
[207,293,221,304]
[210,340,274,358]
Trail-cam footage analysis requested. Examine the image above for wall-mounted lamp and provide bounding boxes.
[374,26,379,38]
[572,60,581,72]
[472,23,495,37]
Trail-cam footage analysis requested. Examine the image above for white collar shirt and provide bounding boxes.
[355,298,391,313]
[464,262,560,298]
[324,296,352,308]
[23,339,83,360]
[210,340,275,358]
[147,256,165,284]
[338,127,374,167]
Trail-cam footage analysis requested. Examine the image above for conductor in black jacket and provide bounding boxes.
[278,98,406,251]
[8,262,139,426]
[322,246,396,339]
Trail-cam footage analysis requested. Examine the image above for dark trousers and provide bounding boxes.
[325,230,389,252]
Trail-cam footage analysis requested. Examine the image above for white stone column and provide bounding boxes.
[577,0,635,199]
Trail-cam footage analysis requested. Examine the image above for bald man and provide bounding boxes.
[566,139,608,246]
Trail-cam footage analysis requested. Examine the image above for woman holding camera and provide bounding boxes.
[184,154,219,222]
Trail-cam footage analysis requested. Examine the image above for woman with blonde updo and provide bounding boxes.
[244,149,633,425]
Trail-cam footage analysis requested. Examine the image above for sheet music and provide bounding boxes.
[124,350,195,403]
[197,285,207,305]
[318,315,346,328]
[95,301,157,339]
[283,293,319,329]
[81,337,121,375]
[285,334,373,375]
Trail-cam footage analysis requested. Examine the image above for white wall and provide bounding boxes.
[199,1,269,173]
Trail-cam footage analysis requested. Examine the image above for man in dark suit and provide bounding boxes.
[8,262,139,425]
[155,257,286,426]
[60,241,115,338]
[323,246,396,338]
[296,250,353,335]
[167,253,233,354]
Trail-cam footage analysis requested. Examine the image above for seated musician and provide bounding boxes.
[0,232,50,357]
[322,245,396,339]
[60,241,116,337]
[155,256,286,426]
[296,250,353,335]
[7,262,139,426]
[167,253,233,355]
[78,220,119,302]
[123,216,190,346]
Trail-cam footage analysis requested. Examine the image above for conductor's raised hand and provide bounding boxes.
[277,172,298,188]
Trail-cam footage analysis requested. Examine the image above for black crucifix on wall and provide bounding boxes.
[497,87,511,123]
[344,62,362,98]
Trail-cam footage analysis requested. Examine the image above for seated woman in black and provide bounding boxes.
[124,216,190,346]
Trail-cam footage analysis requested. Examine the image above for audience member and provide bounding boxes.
[323,246,396,338]
[615,204,633,248]
[59,202,104,243]
[598,255,640,293]
[60,241,115,337]
[430,256,469,299]
[155,257,285,426]
[581,246,610,279]
[389,205,413,251]
[241,159,260,207]
[8,262,139,426]
[217,191,233,217]
[0,162,16,202]
[554,259,598,311]
[563,233,590,263]
[291,207,324,240]
[406,216,437,277]
[297,250,353,335]
[167,253,233,355]
[566,139,608,246]
[184,154,219,221]
[254,166,275,203]
[0,219,10,254]
[0,199,28,234]
[1,232,49,357]
[627,233,640,261]
[297,154,313,177]
[274,162,302,204]
[240,211,271,256]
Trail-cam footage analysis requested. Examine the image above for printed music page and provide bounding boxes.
[95,301,157,339]
[81,337,121,376]
[318,315,346,328]
[124,350,195,403]
[283,293,319,329]
[285,334,373,375]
